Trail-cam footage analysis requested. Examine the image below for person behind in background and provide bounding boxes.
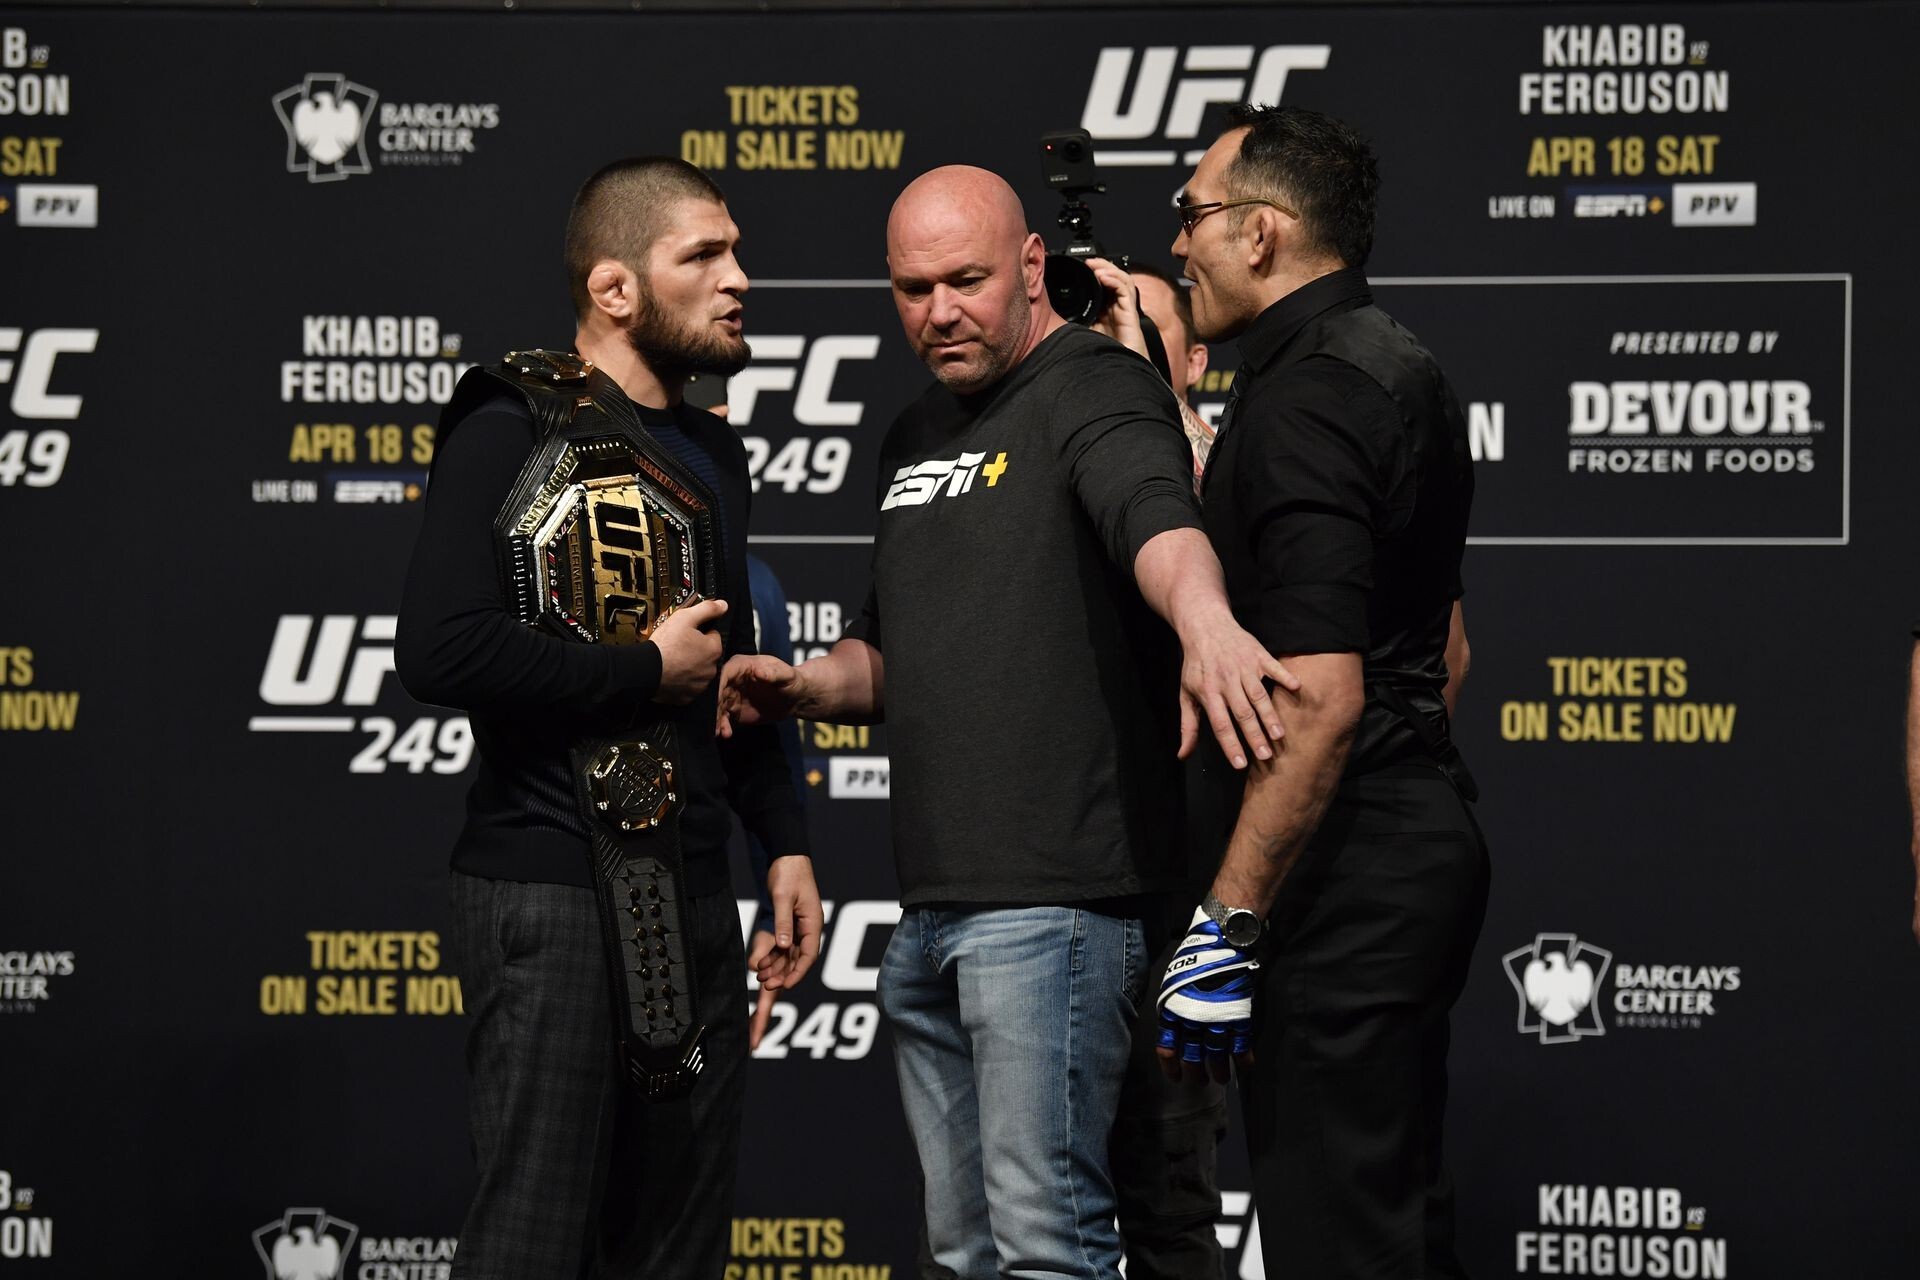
[396,157,818,1280]
[1077,255,1233,1280]
[720,164,1299,1280]
[1155,106,1487,1279]
[1089,258,1217,487]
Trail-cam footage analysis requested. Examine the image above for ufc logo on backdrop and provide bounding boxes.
[258,615,397,706]
[251,615,474,776]
[1080,45,1331,161]
[728,335,880,427]
[0,328,96,418]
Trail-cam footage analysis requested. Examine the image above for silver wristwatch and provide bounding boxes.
[1201,893,1264,949]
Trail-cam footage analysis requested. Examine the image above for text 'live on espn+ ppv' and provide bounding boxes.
[2,5,1917,1278]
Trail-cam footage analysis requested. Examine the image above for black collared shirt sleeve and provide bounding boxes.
[1232,361,1404,655]
[396,396,664,720]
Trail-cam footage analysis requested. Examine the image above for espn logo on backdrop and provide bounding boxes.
[1570,188,1667,219]
[1672,182,1755,226]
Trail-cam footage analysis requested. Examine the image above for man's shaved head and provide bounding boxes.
[886,166,1052,394]
[565,157,727,320]
[887,165,1029,263]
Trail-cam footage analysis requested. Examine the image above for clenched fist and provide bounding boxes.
[650,598,728,704]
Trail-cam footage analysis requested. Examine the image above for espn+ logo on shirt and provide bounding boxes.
[879,450,1009,510]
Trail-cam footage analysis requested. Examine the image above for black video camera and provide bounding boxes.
[1038,129,1172,385]
[1039,129,1126,325]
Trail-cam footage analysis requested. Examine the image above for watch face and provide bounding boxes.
[1225,911,1262,948]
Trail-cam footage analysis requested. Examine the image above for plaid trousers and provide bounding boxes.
[448,871,747,1280]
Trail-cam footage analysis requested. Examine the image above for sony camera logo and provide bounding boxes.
[1081,46,1331,167]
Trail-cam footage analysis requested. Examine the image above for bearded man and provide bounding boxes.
[397,157,818,1280]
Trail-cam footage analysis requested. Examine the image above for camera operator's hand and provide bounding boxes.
[1086,257,1149,361]
[650,597,728,704]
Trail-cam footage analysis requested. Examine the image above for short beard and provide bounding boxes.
[927,292,1030,396]
[625,278,750,383]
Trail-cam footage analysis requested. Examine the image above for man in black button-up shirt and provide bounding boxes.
[1154,106,1489,1279]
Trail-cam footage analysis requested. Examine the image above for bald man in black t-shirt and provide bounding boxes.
[721,165,1296,1280]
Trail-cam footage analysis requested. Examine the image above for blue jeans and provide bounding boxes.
[880,906,1148,1280]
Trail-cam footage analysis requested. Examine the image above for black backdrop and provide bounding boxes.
[3,3,1918,1277]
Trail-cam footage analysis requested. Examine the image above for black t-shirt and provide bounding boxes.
[395,388,806,895]
[847,323,1201,907]
[1200,268,1473,774]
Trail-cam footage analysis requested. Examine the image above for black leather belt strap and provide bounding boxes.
[572,725,705,1100]
[1370,681,1481,804]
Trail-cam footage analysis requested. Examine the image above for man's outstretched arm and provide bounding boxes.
[1134,527,1301,768]
[720,636,886,733]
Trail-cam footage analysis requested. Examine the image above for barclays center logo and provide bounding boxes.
[273,73,377,182]
[253,1208,358,1280]
[1503,932,1613,1044]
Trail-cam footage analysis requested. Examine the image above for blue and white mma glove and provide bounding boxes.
[1156,906,1260,1069]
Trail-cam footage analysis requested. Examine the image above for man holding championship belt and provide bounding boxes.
[397,157,817,1280]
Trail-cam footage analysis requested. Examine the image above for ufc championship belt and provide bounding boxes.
[456,347,721,1101]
